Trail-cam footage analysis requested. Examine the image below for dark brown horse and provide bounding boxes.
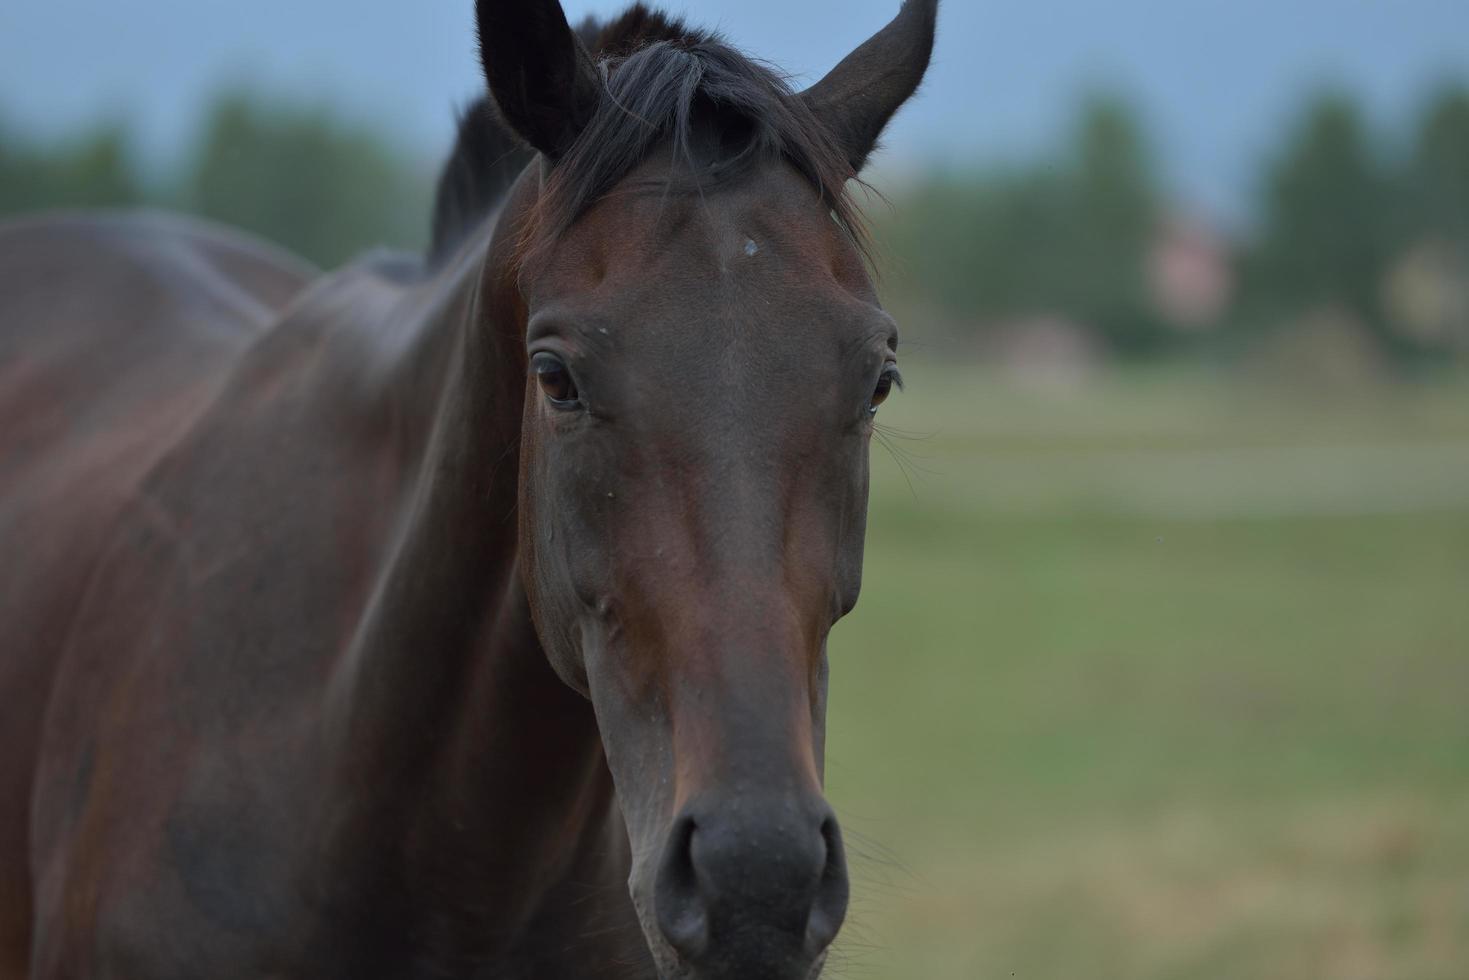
[0,2,935,977]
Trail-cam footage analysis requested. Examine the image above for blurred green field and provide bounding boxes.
[825,365,1469,980]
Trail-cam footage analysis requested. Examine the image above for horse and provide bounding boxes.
[0,2,936,977]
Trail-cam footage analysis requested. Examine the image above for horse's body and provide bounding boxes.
[0,4,937,978]
[1,211,646,977]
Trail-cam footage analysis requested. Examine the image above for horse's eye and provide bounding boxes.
[868,365,902,416]
[532,352,580,408]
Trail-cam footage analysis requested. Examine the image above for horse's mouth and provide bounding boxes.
[646,936,832,980]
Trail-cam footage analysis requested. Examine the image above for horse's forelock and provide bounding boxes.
[516,31,866,271]
[432,3,884,274]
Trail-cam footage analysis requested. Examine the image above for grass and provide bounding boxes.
[824,365,1469,980]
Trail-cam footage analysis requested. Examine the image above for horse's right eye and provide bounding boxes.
[868,364,902,416]
[532,352,580,409]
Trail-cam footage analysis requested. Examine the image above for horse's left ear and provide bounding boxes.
[800,0,939,173]
[476,0,603,160]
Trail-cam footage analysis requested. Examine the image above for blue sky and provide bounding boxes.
[1,0,1466,220]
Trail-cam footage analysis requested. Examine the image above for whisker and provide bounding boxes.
[873,427,922,499]
[875,422,942,478]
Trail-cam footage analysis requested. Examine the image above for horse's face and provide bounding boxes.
[516,154,890,975]
[478,2,935,977]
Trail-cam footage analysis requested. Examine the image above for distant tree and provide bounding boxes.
[1408,84,1469,246]
[0,119,142,215]
[880,167,1071,323]
[875,94,1164,355]
[1245,92,1395,343]
[1062,96,1163,353]
[1384,84,1469,354]
[181,92,431,268]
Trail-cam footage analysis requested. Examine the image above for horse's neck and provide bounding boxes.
[315,227,625,951]
[403,578,633,965]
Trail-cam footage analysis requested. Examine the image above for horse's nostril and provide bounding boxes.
[806,814,850,953]
[654,814,709,957]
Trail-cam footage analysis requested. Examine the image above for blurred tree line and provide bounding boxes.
[0,91,430,269]
[1239,86,1469,367]
[2,84,1467,366]
[881,96,1164,355]
[879,84,1469,368]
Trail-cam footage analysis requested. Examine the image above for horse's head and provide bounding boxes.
[476,3,935,977]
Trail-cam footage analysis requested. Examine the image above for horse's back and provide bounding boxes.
[0,210,314,978]
[0,210,313,497]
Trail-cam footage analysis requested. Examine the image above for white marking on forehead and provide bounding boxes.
[743,238,759,258]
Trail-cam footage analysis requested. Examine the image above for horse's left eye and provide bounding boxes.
[868,365,902,416]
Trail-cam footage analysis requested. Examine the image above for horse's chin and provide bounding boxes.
[640,929,832,980]
[649,958,830,980]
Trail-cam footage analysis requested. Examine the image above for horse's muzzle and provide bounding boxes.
[653,793,849,980]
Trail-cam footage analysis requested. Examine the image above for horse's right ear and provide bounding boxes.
[476,0,602,160]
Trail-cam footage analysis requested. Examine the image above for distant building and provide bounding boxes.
[1146,213,1234,331]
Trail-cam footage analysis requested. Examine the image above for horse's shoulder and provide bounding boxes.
[223,239,476,421]
[111,249,453,599]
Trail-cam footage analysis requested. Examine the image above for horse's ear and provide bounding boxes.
[800,0,938,173]
[476,0,602,160]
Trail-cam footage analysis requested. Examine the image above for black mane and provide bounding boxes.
[428,98,532,263]
[428,3,861,265]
